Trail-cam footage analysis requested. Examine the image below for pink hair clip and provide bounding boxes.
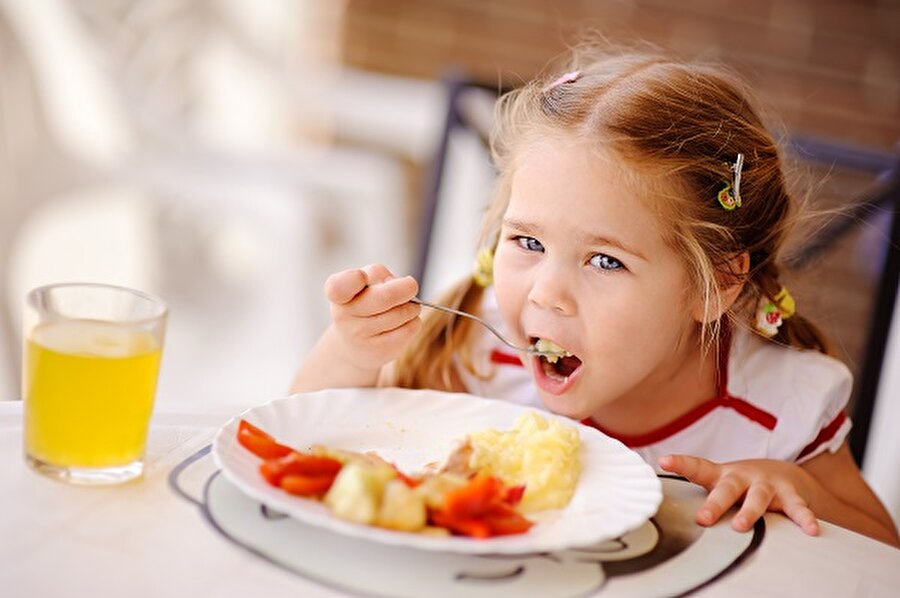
[546,70,580,90]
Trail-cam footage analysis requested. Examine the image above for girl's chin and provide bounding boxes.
[533,391,594,424]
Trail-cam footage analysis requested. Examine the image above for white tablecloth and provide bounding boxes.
[1,401,898,598]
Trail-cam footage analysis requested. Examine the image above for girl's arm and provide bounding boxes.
[660,445,899,547]
[799,442,898,545]
[290,265,421,393]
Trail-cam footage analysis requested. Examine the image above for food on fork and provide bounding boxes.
[533,337,583,380]
[235,412,581,538]
[533,338,572,363]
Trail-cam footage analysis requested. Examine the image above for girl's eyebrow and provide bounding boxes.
[583,232,647,261]
[502,217,647,261]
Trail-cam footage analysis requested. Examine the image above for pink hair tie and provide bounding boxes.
[546,70,580,90]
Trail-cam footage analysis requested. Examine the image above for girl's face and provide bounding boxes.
[493,138,702,421]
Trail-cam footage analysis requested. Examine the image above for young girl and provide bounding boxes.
[293,48,899,546]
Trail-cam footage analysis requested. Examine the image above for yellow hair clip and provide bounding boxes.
[773,286,795,319]
[473,248,494,287]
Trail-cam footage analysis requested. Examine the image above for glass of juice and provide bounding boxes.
[22,283,167,485]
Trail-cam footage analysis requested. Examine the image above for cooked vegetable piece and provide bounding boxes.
[414,472,468,509]
[237,419,292,459]
[376,479,427,531]
[443,475,505,520]
[427,475,534,538]
[324,461,396,525]
[504,485,526,507]
[280,474,336,496]
[429,510,492,539]
[481,503,534,536]
[259,452,343,486]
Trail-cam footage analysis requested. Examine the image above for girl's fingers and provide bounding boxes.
[781,494,820,536]
[360,263,395,286]
[698,474,746,526]
[346,276,419,317]
[325,268,370,305]
[660,457,821,536]
[368,314,423,349]
[658,454,721,490]
[324,265,419,316]
[324,264,404,306]
[732,481,775,532]
[343,302,422,339]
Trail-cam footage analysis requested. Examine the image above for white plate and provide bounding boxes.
[212,387,662,555]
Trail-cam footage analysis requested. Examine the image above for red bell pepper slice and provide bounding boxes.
[238,420,270,438]
[237,419,292,459]
[429,509,492,539]
[442,475,505,520]
[259,452,343,486]
[428,475,534,538]
[279,473,337,497]
[482,503,534,535]
[503,485,526,507]
[429,503,533,538]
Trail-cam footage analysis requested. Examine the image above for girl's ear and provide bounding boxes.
[691,251,750,324]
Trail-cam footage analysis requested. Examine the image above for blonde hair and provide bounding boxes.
[395,46,830,390]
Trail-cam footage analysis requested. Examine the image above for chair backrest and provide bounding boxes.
[416,77,498,300]
[781,137,899,464]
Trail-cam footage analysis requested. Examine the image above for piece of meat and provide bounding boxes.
[439,439,474,476]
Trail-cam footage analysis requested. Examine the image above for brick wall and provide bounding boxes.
[341,0,899,149]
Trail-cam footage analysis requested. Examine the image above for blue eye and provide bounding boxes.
[590,253,623,271]
[515,236,544,252]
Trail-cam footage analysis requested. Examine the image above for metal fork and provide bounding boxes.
[410,297,565,358]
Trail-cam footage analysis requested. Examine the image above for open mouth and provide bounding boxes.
[532,337,583,380]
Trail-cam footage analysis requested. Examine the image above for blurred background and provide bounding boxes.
[1,1,898,518]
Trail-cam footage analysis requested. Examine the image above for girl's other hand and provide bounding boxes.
[324,264,422,371]
[658,454,820,536]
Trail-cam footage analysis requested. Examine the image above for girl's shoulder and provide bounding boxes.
[727,327,852,462]
[728,327,852,401]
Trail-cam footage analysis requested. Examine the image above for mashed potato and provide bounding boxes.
[467,411,581,512]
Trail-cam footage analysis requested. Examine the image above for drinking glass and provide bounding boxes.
[22,283,167,485]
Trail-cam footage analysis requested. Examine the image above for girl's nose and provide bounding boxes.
[527,265,576,315]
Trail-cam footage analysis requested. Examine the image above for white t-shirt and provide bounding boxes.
[457,289,853,471]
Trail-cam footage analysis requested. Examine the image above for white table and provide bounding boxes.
[2,400,898,598]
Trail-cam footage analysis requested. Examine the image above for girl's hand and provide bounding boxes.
[324,264,422,372]
[659,454,820,536]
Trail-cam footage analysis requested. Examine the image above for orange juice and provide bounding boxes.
[24,319,162,468]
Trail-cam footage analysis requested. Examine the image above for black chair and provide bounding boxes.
[783,136,899,465]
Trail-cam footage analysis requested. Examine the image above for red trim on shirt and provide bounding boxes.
[725,396,778,430]
[580,394,777,448]
[581,400,719,448]
[490,349,524,366]
[796,410,848,460]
